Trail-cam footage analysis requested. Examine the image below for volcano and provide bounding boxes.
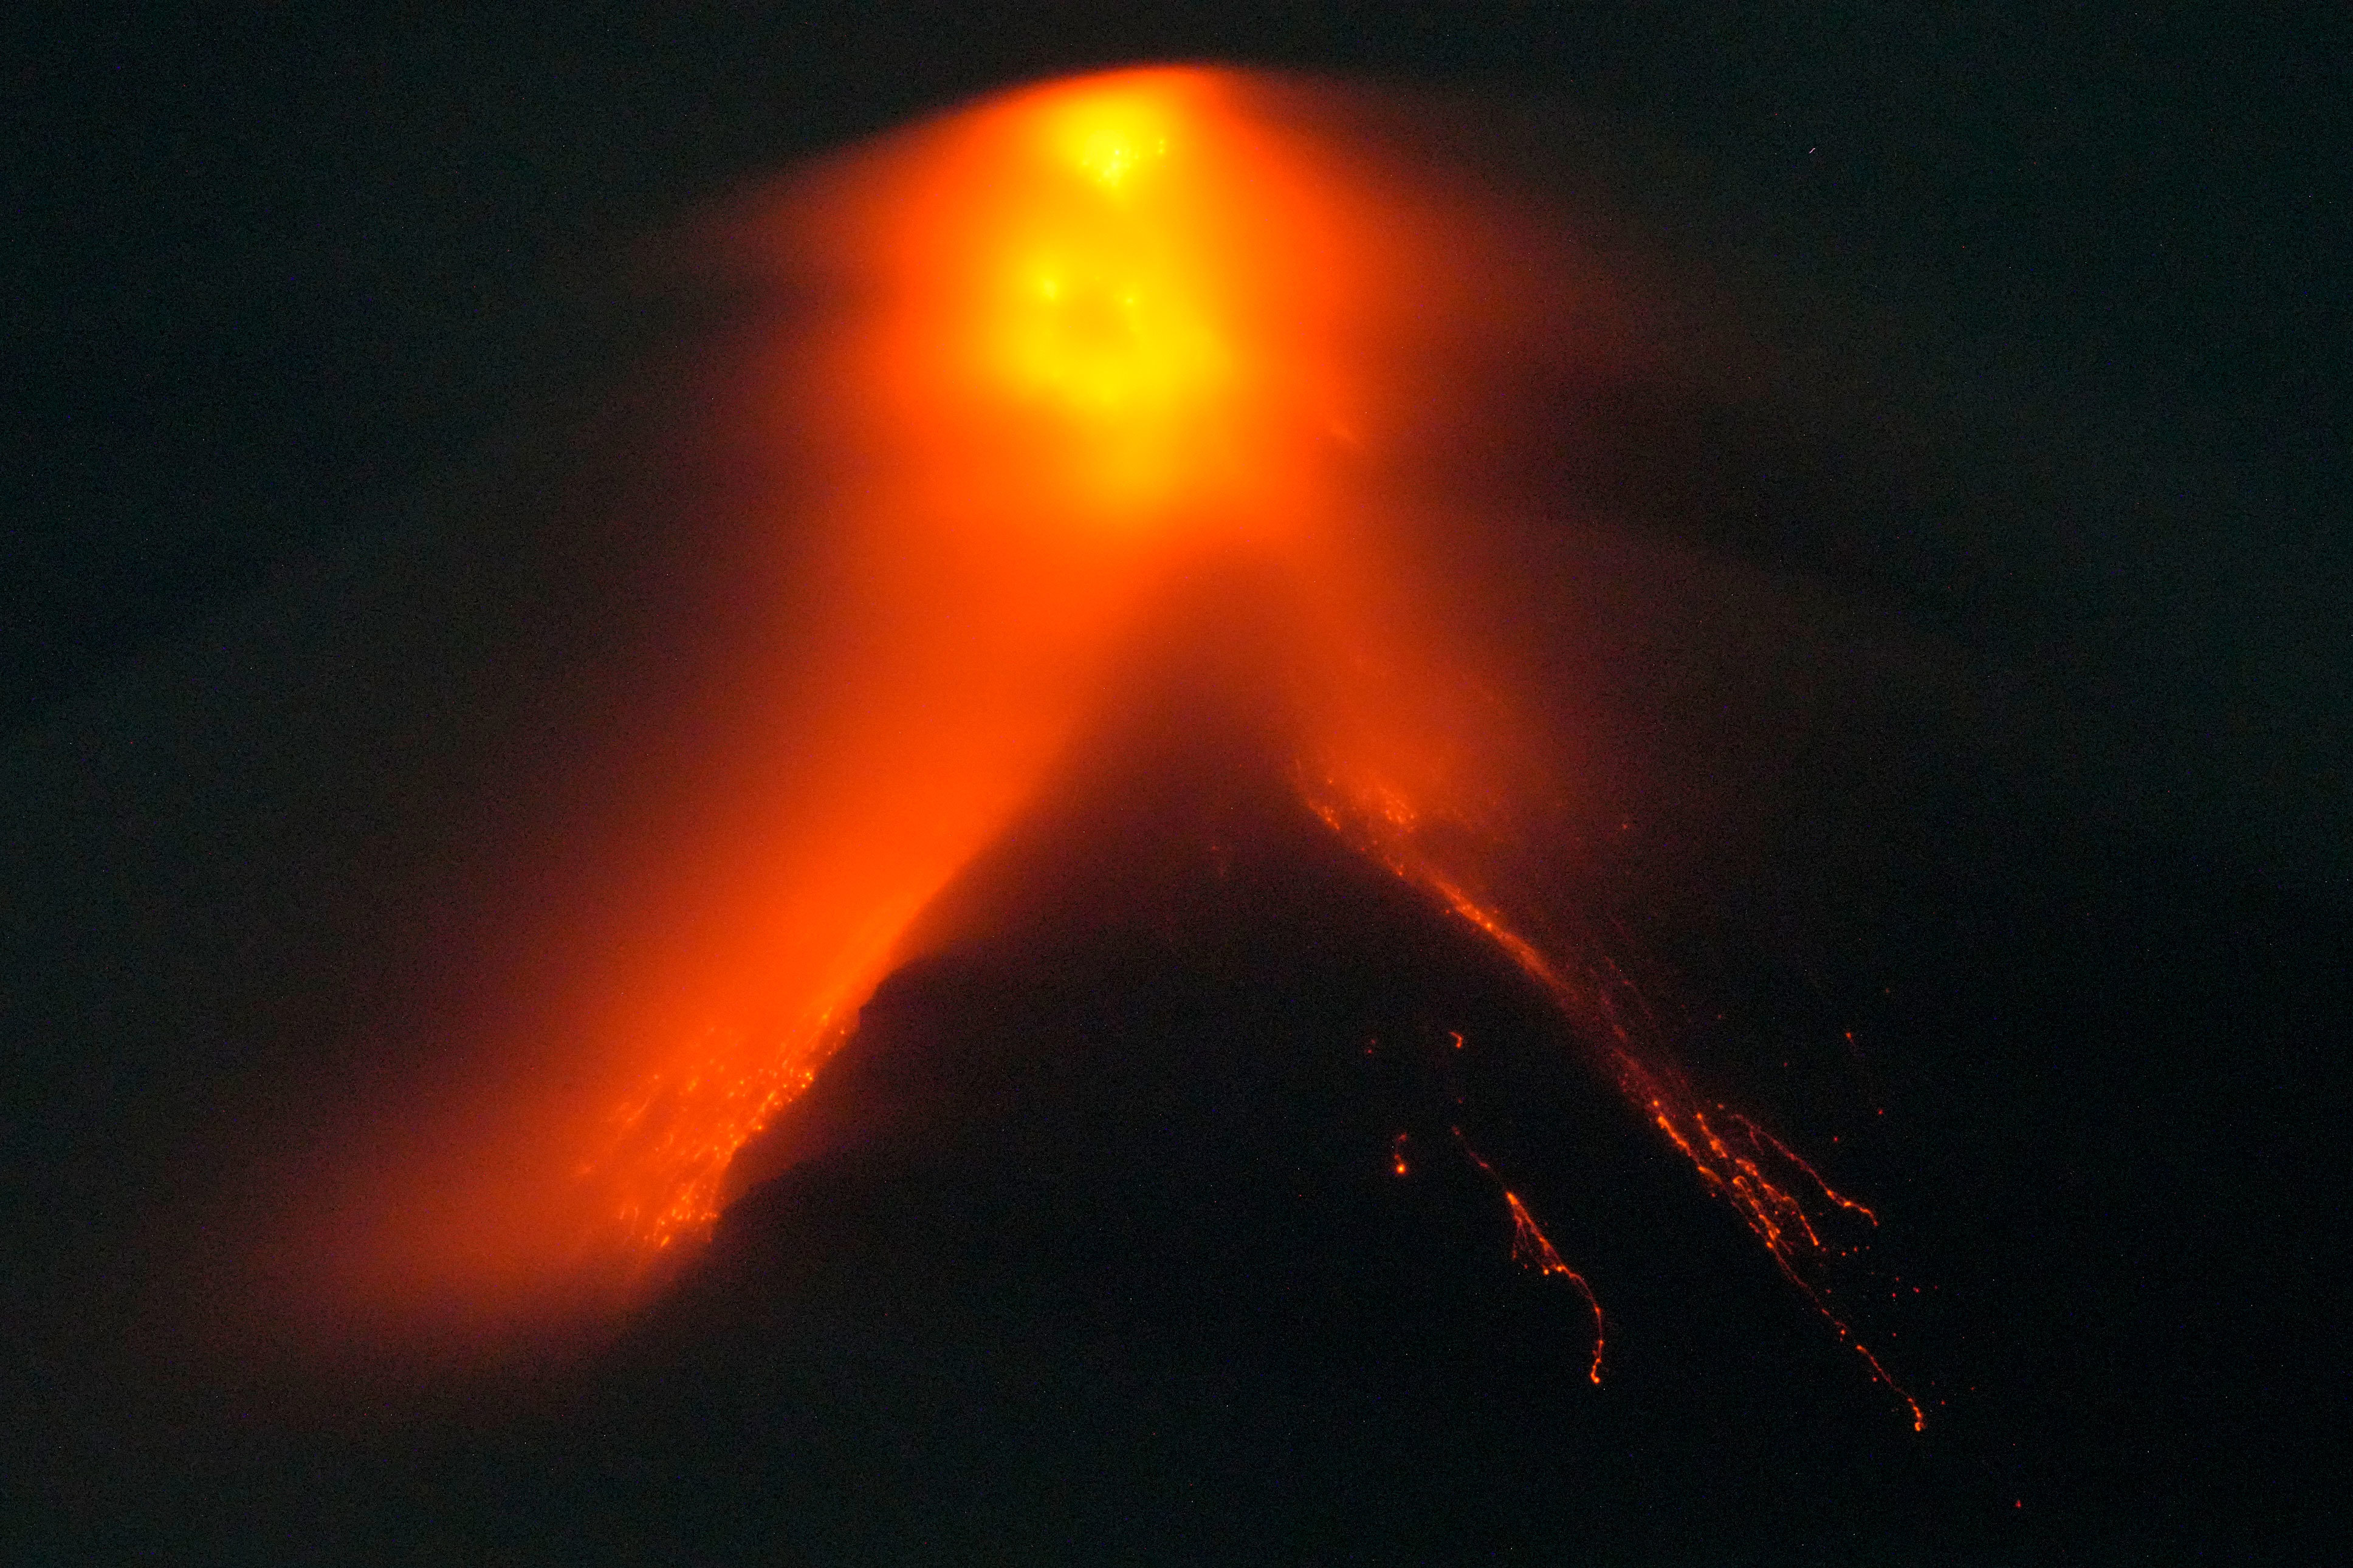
[5,53,2347,1568]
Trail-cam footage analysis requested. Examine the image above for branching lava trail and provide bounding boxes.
[1310,778,1925,1429]
[1454,1128,1607,1386]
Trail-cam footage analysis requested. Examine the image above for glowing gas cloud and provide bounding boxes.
[303,68,1916,1422]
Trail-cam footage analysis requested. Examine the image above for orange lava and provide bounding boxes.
[1310,778,1923,1428]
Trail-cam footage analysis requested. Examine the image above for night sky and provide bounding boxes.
[6,6,2348,1563]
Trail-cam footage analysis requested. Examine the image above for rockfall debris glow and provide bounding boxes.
[1309,792,1926,1428]
[304,67,1922,1426]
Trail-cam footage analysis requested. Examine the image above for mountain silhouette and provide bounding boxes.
[6,46,2346,1561]
[405,597,1968,1565]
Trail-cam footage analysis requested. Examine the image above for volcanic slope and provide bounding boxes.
[11,554,2344,1566]
[445,612,1974,1567]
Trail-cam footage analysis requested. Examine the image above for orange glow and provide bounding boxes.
[837,70,1354,533]
[273,65,1928,1431]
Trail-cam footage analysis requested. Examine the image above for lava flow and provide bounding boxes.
[1454,1128,1607,1386]
[298,66,1921,1425]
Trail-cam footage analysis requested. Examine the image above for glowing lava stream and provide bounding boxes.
[1314,792,1926,1429]
[315,67,1920,1425]
[1452,1129,1607,1386]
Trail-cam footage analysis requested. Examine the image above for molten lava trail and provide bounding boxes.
[306,67,1922,1426]
[1315,787,1925,1427]
[1452,1128,1607,1386]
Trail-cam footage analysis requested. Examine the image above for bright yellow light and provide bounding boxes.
[1049,86,1176,191]
[997,251,1231,415]
[1074,129,1172,187]
[966,83,1245,510]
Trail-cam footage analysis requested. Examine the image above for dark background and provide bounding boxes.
[5,4,2348,1563]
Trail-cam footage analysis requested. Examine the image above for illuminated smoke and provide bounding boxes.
[294,67,1920,1424]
